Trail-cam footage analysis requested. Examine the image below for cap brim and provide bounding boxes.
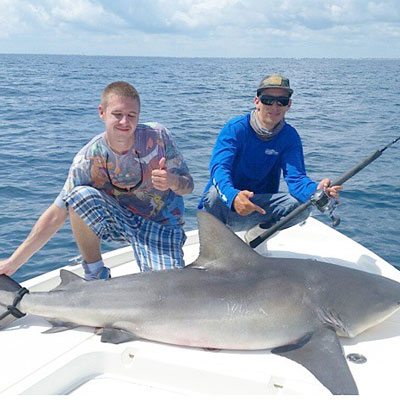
[257,87,293,96]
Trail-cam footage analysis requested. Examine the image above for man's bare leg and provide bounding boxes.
[69,208,102,263]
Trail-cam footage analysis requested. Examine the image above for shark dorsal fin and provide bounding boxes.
[60,269,84,284]
[52,269,85,291]
[192,211,262,268]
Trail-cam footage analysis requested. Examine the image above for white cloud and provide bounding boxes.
[165,0,241,30]
[0,0,30,38]
[51,0,110,25]
[0,0,399,57]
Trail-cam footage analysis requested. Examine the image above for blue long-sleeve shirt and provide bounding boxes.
[200,114,317,210]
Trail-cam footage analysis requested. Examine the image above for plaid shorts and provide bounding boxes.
[64,186,186,272]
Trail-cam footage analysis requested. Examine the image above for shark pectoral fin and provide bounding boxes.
[271,326,358,395]
[100,328,139,344]
[42,320,81,334]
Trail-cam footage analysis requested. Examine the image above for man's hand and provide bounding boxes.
[151,157,179,192]
[317,178,343,198]
[233,190,266,216]
[0,258,19,276]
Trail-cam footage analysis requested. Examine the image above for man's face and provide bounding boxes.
[254,88,291,130]
[99,95,140,152]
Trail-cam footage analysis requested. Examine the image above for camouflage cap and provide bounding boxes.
[257,74,293,96]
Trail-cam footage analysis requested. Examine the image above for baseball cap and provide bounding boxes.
[257,74,293,97]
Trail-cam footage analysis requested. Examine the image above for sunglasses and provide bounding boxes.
[259,95,290,107]
[105,152,143,193]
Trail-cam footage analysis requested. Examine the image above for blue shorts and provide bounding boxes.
[64,186,186,272]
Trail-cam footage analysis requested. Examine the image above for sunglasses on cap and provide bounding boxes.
[259,95,290,107]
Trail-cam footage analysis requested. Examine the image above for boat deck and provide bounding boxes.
[1,218,400,396]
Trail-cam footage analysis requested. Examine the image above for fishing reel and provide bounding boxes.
[311,189,341,227]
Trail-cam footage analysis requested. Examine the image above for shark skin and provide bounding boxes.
[1,211,400,395]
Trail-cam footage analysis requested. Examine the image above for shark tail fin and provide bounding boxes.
[0,274,28,329]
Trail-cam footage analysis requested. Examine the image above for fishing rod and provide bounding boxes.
[246,135,400,249]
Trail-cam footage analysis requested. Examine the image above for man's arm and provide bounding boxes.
[0,204,67,276]
[281,134,318,203]
[152,127,194,196]
[209,123,241,209]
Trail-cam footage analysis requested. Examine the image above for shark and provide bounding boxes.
[1,211,400,395]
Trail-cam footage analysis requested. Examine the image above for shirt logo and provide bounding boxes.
[265,149,279,156]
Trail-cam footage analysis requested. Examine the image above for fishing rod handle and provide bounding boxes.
[249,201,311,248]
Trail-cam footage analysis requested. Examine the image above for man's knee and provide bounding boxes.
[203,186,228,223]
[66,185,101,204]
[277,195,310,227]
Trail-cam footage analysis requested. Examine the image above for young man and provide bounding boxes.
[0,81,194,279]
[199,74,341,233]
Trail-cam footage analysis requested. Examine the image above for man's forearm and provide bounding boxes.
[9,204,67,268]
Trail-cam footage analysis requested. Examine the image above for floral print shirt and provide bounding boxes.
[55,122,192,226]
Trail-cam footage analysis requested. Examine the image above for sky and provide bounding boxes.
[1,0,399,58]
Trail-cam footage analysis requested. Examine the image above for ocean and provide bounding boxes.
[0,54,399,283]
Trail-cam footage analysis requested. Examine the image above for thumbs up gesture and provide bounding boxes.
[151,157,179,192]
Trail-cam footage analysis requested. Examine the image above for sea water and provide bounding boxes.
[0,54,399,282]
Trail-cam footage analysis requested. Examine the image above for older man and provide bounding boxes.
[199,74,341,233]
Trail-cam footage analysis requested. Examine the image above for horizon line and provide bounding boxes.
[0,52,399,60]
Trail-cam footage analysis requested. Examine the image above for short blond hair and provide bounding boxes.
[101,81,141,109]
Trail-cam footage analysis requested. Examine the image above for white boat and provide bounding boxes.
[1,216,400,396]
